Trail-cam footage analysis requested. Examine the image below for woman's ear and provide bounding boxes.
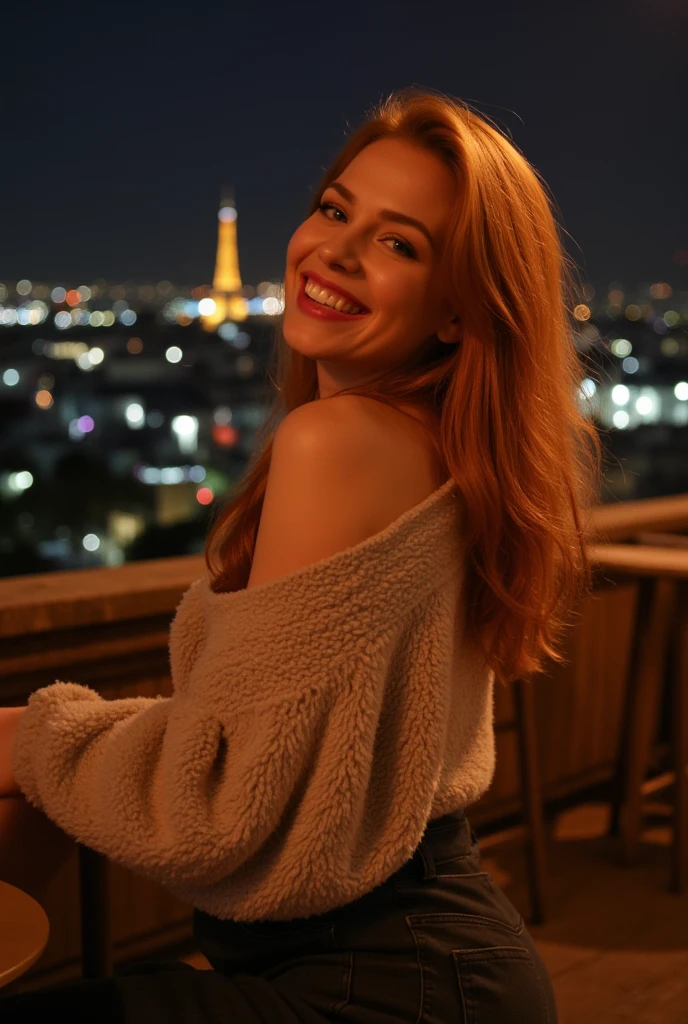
[437,315,462,345]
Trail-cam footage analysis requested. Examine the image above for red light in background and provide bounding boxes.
[211,423,239,447]
[196,487,214,506]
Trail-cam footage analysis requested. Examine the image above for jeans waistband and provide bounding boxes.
[391,809,478,883]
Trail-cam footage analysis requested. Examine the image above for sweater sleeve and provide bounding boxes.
[11,683,205,885]
[11,678,331,891]
[10,635,443,910]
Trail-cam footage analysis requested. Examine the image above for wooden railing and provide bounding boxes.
[588,492,688,543]
[1,491,687,992]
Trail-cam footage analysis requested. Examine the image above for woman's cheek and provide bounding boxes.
[286,225,312,270]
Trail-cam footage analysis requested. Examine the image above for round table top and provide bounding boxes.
[0,879,50,990]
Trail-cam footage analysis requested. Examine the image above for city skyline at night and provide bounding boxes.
[3,0,688,579]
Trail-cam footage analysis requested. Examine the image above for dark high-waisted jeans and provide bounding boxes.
[0,810,558,1022]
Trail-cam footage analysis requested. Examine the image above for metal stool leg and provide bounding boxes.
[78,845,112,979]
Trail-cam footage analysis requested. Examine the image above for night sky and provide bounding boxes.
[6,1,687,291]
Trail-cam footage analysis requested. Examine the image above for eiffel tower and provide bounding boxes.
[201,185,248,330]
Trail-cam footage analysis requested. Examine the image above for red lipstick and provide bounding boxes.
[296,274,371,322]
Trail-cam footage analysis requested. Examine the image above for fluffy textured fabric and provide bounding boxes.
[12,476,495,922]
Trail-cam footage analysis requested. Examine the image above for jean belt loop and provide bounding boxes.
[418,840,437,880]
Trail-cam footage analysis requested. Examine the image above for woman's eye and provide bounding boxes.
[318,201,345,222]
[316,201,417,260]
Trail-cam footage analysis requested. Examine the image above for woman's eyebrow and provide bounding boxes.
[327,180,436,252]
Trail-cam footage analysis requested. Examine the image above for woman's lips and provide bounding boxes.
[296,275,371,322]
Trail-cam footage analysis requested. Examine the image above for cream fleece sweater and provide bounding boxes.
[12,476,495,922]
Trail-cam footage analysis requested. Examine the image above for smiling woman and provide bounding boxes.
[5,85,598,1022]
[284,135,463,401]
[206,85,603,697]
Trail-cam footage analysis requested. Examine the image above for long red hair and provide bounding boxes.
[205,86,603,688]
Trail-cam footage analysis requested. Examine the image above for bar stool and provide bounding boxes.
[589,540,688,893]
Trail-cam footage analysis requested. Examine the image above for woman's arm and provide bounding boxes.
[0,706,28,797]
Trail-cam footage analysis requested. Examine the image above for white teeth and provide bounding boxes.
[304,279,363,315]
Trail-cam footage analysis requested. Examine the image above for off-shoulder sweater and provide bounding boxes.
[12,475,496,922]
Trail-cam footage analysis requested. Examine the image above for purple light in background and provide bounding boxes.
[77,415,94,433]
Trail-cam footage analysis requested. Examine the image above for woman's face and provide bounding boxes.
[283,137,461,399]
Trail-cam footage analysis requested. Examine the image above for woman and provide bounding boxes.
[1,86,601,1021]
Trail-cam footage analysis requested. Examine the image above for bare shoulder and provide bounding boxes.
[246,397,384,590]
[245,396,444,590]
[346,395,448,512]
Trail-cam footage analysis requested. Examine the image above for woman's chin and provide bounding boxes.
[282,318,329,358]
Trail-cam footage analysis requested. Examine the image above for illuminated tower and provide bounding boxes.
[201,185,248,330]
